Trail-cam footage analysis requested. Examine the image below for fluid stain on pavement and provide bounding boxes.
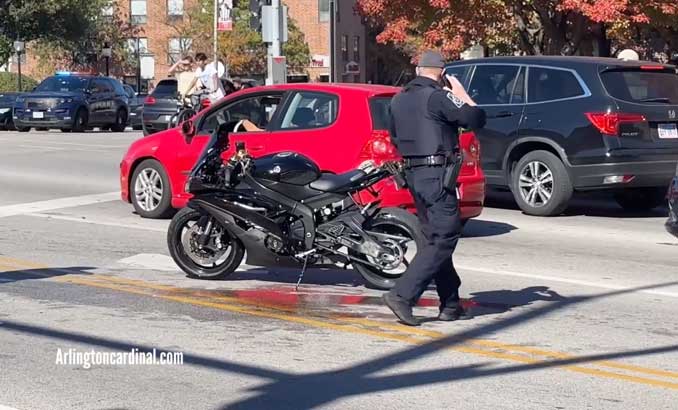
[165,286,517,316]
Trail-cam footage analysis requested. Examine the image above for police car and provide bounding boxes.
[13,72,130,133]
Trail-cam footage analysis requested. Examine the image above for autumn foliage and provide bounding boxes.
[356,0,678,59]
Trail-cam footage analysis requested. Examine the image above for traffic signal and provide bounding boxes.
[249,0,270,32]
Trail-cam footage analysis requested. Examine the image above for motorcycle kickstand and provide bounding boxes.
[295,256,309,291]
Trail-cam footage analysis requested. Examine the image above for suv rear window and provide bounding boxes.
[601,69,678,104]
[369,97,392,130]
[151,80,177,97]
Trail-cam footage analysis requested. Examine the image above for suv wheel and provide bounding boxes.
[111,109,127,132]
[72,108,88,132]
[511,150,573,216]
[131,159,174,219]
[614,187,666,212]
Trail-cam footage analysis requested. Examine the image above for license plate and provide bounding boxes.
[658,123,678,139]
[32,111,44,119]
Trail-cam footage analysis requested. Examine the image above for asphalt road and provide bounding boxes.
[0,130,677,410]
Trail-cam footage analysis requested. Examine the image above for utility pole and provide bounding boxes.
[329,0,336,82]
[136,37,141,93]
[213,0,219,66]
[262,0,287,85]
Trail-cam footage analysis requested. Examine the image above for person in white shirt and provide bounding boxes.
[185,53,225,104]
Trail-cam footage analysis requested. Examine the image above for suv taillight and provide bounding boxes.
[585,112,646,136]
[359,130,399,162]
[144,96,156,105]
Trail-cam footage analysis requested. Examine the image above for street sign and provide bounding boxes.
[217,0,234,31]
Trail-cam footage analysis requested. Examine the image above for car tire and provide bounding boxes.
[614,187,666,212]
[511,150,573,217]
[16,126,30,132]
[111,109,127,132]
[72,108,88,132]
[130,159,174,219]
[60,128,72,133]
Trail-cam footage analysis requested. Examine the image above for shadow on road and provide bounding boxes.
[462,218,518,238]
[0,266,95,285]
[1,279,677,410]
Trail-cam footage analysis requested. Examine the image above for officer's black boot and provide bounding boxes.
[438,305,473,321]
[383,292,419,326]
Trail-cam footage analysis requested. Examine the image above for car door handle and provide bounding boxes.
[493,111,515,118]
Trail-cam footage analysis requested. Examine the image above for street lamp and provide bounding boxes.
[102,43,112,76]
[13,40,25,91]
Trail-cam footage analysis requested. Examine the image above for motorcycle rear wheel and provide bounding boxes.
[168,208,245,279]
[351,207,424,290]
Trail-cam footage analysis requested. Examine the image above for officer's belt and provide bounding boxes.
[403,155,450,169]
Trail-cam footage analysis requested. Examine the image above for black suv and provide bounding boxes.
[13,72,130,132]
[446,56,678,216]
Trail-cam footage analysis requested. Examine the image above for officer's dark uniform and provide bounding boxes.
[388,73,486,315]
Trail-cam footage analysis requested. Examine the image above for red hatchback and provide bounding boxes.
[120,84,485,221]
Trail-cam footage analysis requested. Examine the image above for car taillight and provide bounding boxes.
[144,96,156,105]
[359,130,399,162]
[585,112,646,136]
[640,65,665,71]
[460,131,480,177]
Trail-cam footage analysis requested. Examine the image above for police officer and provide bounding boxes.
[383,50,486,326]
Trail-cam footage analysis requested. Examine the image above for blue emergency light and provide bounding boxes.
[55,71,72,76]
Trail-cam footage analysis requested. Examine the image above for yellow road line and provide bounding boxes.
[4,256,678,389]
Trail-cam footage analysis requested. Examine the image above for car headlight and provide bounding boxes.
[59,98,74,104]
[15,97,25,103]
[0,108,9,114]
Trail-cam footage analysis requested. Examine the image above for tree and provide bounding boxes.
[356,0,678,59]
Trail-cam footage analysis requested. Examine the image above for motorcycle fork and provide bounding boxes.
[196,217,214,247]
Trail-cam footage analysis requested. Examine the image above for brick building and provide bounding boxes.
[4,0,368,88]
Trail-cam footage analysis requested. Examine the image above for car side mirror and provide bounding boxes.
[181,119,196,143]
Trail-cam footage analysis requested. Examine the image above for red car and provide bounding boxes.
[120,84,485,221]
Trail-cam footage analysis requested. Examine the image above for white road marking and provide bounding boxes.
[0,192,119,218]
[27,213,167,232]
[118,254,178,271]
[0,405,22,410]
[457,264,678,299]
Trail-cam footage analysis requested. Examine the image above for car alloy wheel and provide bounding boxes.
[518,160,554,208]
[134,168,164,212]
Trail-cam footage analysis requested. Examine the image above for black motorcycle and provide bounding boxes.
[167,121,424,289]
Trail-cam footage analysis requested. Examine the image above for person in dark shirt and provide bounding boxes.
[383,50,486,326]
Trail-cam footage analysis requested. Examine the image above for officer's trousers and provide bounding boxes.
[393,166,463,308]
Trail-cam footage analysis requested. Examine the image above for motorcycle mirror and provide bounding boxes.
[181,119,195,143]
[236,141,245,151]
[216,122,232,150]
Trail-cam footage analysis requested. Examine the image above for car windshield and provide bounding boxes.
[601,69,678,104]
[36,76,89,93]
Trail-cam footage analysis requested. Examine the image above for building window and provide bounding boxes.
[341,35,348,61]
[319,0,330,22]
[130,0,147,24]
[127,38,149,54]
[168,37,192,64]
[353,36,360,62]
[167,0,183,16]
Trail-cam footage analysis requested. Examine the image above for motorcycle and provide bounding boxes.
[167,121,424,290]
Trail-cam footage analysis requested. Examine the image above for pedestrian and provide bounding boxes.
[185,53,225,104]
[169,55,195,100]
[383,50,486,326]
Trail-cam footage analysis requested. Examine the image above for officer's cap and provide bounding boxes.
[417,50,446,69]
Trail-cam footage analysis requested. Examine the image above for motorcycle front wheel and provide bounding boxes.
[167,207,245,279]
[351,207,424,290]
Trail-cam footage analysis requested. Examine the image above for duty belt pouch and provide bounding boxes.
[442,153,463,193]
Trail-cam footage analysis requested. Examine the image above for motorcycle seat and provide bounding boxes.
[310,169,366,192]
